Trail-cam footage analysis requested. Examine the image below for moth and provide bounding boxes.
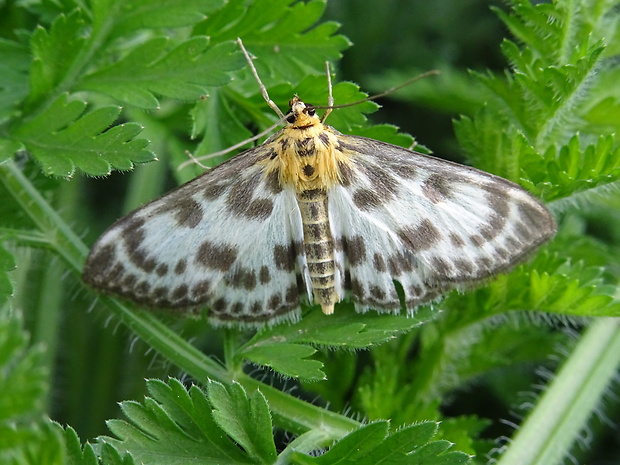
[83,40,556,328]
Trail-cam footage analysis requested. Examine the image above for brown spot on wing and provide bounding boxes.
[174,259,187,274]
[274,243,297,271]
[353,189,383,211]
[127,248,158,273]
[204,183,227,200]
[196,241,238,271]
[226,267,257,290]
[83,243,116,283]
[156,197,204,229]
[370,286,386,300]
[259,266,271,284]
[449,233,465,247]
[226,176,274,220]
[366,168,398,195]
[342,236,367,266]
[397,219,441,252]
[265,170,282,194]
[480,214,506,240]
[337,161,354,186]
[192,280,212,299]
[422,174,453,203]
[373,253,386,272]
[172,284,189,300]
[155,264,168,277]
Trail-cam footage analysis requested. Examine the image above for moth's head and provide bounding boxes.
[286,95,320,129]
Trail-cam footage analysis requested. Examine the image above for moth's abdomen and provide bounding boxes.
[296,188,338,314]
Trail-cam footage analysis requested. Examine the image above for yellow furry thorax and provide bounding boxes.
[262,96,352,193]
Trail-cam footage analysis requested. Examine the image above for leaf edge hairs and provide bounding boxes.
[82,40,556,328]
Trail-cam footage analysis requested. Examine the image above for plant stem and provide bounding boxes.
[496,317,620,465]
[0,160,358,441]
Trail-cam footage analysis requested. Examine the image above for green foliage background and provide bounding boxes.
[1,0,620,463]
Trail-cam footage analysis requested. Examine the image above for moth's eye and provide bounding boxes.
[306,106,316,117]
[286,113,296,123]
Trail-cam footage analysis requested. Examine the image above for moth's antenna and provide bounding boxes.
[237,37,285,119]
[178,39,290,171]
[177,116,286,171]
[314,69,440,110]
[321,61,334,123]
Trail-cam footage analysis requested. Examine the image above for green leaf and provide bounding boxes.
[208,381,277,464]
[104,378,257,464]
[240,305,435,381]
[522,134,620,201]
[95,0,227,37]
[243,343,324,380]
[13,95,154,177]
[63,426,100,465]
[247,303,435,350]
[0,305,62,465]
[0,38,30,122]
[28,10,87,106]
[0,311,47,423]
[456,250,620,318]
[452,1,618,208]
[199,0,349,86]
[290,421,470,465]
[79,39,246,109]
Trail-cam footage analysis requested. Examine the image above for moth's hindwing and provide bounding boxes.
[327,135,556,313]
[83,144,310,327]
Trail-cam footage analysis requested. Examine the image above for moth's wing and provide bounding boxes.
[328,135,556,313]
[83,146,310,328]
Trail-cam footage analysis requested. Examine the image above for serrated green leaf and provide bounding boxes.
[291,421,470,465]
[0,306,59,464]
[0,420,65,465]
[99,442,135,465]
[199,0,349,87]
[247,303,435,350]
[0,38,30,122]
[79,39,245,109]
[96,0,226,36]
[243,343,324,380]
[436,416,491,457]
[208,381,277,464]
[0,312,46,422]
[105,379,255,464]
[239,304,436,379]
[63,425,99,465]
[13,95,154,177]
[28,11,87,106]
[443,249,620,321]
[310,421,390,464]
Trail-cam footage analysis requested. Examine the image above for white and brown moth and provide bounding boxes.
[83,42,556,328]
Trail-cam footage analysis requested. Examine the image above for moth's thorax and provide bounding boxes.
[261,97,351,193]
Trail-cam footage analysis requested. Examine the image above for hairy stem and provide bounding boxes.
[496,318,620,465]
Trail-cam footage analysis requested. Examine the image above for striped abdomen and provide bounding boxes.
[296,188,338,314]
